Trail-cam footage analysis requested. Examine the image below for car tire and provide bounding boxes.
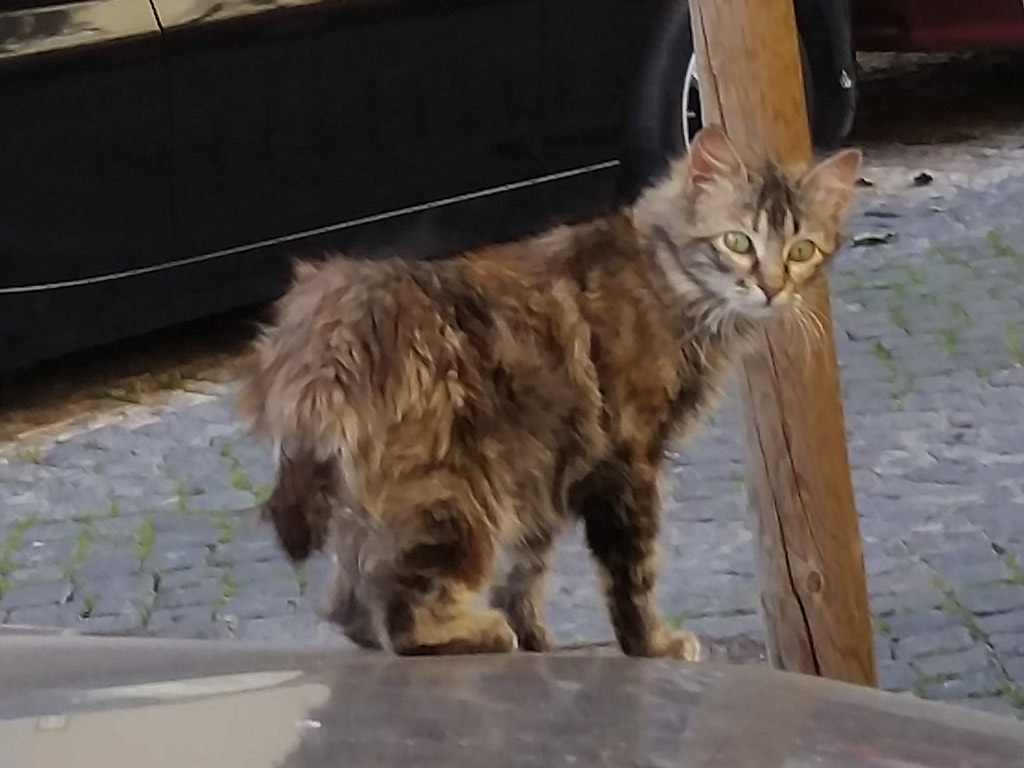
[617,1,839,202]
[795,0,858,148]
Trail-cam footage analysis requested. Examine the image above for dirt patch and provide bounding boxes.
[0,307,259,444]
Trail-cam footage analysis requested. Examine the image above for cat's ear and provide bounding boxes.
[685,125,747,194]
[800,148,863,221]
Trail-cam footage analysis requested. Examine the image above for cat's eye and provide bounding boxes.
[722,231,753,254]
[788,239,818,263]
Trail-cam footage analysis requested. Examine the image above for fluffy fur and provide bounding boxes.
[238,126,861,658]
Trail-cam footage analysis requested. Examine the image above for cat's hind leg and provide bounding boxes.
[489,532,555,652]
[324,517,382,650]
[571,458,702,662]
[372,478,516,656]
[326,569,381,649]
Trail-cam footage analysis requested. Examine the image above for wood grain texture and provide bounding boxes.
[689,0,877,686]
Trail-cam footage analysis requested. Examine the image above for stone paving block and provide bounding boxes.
[153,578,224,611]
[904,462,981,486]
[238,461,274,492]
[981,430,1024,459]
[146,608,230,640]
[874,482,983,509]
[73,550,141,582]
[1002,657,1024,686]
[920,667,1006,700]
[240,578,301,602]
[895,625,974,659]
[1,495,46,526]
[874,637,894,663]
[976,610,1024,636]
[932,561,1010,590]
[869,561,941,596]
[231,519,271,540]
[208,538,281,567]
[7,604,81,628]
[150,514,221,544]
[958,584,1024,616]
[10,536,76,573]
[77,613,145,635]
[190,489,256,514]
[90,516,149,539]
[990,368,1024,387]
[7,565,68,587]
[82,575,156,617]
[923,545,1007,572]
[989,633,1024,658]
[228,559,296,586]
[234,614,349,647]
[869,589,947,617]
[972,503,1024,545]
[147,545,212,574]
[156,566,224,590]
[877,661,916,693]
[885,609,958,639]
[107,480,182,516]
[902,528,993,557]
[911,644,993,679]
[0,582,73,612]
[216,588,299,623]
[864,554,906,578]
[20,522,81,544]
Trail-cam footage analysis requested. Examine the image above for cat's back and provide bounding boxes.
[264,253,470,380]
[274,253,423,331]
[239,226,617,495]
[240,254,453,434]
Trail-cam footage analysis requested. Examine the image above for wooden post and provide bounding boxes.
[688,0,877,686]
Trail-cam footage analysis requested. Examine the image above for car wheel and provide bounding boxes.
[617,1,828,202]
[674,40,815,153]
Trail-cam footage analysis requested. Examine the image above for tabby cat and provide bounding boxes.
[238,126,861,659]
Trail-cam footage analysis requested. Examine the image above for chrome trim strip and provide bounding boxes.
[1,159,619,294]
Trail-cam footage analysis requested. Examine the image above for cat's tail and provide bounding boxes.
[236,258,372,560]
[237,358,349,562]
[237,335,352,563]
[262,444,336,563]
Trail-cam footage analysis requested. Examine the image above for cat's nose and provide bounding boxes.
[760,282,784,303]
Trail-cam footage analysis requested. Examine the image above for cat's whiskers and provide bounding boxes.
[785,300,830,363]
[799,302,827,343]
[789,306,815,361]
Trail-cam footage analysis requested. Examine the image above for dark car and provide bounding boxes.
[2,0,1021,372]
[0,0,858,371]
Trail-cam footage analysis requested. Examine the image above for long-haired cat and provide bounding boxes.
[238,126,861,659]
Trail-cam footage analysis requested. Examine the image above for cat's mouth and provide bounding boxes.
[727,286,793,319]
[765,291,794,310]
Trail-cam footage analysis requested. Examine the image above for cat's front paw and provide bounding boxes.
[656,628,703,662]
[516,625,554,653]
[392,609,519,656]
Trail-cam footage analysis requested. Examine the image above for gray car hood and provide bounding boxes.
[1,629,1023,767]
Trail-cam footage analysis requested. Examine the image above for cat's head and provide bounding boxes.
[640,125,861,322]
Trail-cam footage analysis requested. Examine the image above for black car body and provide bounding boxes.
[0,0,855,371]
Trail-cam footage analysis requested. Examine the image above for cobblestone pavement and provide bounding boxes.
[4,55,1024,718]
